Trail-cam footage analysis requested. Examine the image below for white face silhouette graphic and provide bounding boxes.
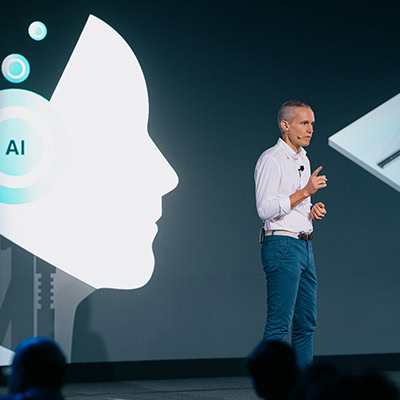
[0,15,179,289]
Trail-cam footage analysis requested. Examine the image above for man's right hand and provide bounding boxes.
[303,166,327,196]
[290,166,327,209]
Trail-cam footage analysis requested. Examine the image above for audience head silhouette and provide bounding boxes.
[8,337,66,394]
[247,340,300,400]
[297,362,340,400]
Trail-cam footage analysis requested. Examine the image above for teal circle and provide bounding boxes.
[28,21,47,41]
[1,54,30,84]
[0,119,42,176]
[9,61,23,76]
[0,89,65,204]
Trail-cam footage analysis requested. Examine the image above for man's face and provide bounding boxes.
[283,107,315,149]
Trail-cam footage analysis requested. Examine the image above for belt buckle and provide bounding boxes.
[299,232,313,241]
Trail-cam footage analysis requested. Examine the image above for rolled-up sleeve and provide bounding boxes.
[254,155,290,221]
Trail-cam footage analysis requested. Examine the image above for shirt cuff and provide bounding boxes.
[279,197,291,216]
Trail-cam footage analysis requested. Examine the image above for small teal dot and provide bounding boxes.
[9,61,23,76]
[28,21,47,41]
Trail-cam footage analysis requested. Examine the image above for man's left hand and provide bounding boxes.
[311,202,327,221]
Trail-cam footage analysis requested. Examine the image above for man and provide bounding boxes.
[254,100,327,367]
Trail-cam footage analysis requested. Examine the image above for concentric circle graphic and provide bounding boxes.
[0,118,43,176]
[0,89,66,204]
[28,21,47,41]
[1,54,30,84]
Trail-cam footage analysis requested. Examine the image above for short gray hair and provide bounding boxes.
[277,100,311,133]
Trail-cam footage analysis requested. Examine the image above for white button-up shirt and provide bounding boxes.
[254,138,313,233]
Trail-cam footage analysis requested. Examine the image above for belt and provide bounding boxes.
[265,230,313,241]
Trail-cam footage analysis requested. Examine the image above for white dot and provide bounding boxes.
[28,21,47,41]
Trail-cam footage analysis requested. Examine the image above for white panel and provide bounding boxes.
[329,93,400,193]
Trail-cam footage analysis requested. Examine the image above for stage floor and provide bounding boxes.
[63,377,257,400]
[65,373,400,400]
[1,373,400,399]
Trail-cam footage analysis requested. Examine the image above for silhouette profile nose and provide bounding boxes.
[146,138,179,196]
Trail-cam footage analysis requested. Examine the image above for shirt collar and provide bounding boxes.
[277,137,306,160]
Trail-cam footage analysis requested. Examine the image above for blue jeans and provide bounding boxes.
[261,234,317,366]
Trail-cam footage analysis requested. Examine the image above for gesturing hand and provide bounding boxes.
[304,166,327,196]
[311,202,327,221]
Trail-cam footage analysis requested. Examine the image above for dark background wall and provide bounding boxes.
[0,1,400,362]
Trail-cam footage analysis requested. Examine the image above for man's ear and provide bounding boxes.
[280,119,289,132]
